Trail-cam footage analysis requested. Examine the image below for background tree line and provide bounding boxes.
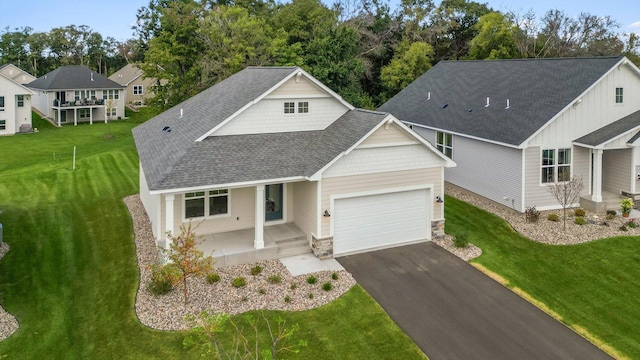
[2,0,639,109]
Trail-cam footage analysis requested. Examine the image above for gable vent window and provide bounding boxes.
[615,87,624,104]
[436,131,452,158]
[284,102,295,114]
[298,101,309,113]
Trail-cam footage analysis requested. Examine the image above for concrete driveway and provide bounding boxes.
[338,242,613,360]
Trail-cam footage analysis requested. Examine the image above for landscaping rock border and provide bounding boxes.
[125,195,356,331]
[0,242,19,341]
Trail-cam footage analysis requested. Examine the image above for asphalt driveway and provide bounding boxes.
[338,242,613,360]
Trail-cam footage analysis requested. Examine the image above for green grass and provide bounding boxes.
[0,112,425,359]
[445,195,640,359]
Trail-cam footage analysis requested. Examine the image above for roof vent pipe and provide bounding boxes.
[180,108,183,118]
[427,92,431,100]
[505,99,510,109]
[91,72,94,81]
[484,97,490,108]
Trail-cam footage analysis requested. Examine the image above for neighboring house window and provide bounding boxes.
[88,90,96,99]
[107,108,117,117]
[542,148,571,183]
[102,90,119,100]
[133,85,143,95]
[298,101,309,113]
[17,95,24,107]
[0,120,5,130]
[616,87,623,103]
[284,102,295,114]
[436,131,453,158]
[79,109,91,119]
[0,96,4,111]
[185,190,229,219]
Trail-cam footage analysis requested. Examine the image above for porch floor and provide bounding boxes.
[199,222,311,267]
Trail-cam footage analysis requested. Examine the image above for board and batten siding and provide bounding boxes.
[267,75,326,97]
[320,168,443,237]
[529,63,640,146]
[214,97,348,135]
[603,149,632,194]
[292,181,317,242]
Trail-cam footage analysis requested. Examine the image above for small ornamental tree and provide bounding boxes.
[547,176,584,230]
[165,223,213,304]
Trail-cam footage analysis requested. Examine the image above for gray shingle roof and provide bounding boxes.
[574,109,640,146]
[27,65,123,90]
[134,66,387,191]
[379,56,624,146]
[145,109,387,191]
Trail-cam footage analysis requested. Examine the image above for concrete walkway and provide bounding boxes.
[338,242,613,360]
[280,253,344,276]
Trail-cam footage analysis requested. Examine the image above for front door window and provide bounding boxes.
[265,184,283,221]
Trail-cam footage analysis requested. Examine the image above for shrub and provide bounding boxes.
[620,197,635,214]
[290,283,297,290]
[206,272,221,284]
[620,225,628,231]
[525,206,540,223]
[547,213,560,222]
[574,208,586,217]
[574,217,587,225]
[232,277,246,288]
[250,265,263,276]
[606,213,616,221]
[627,220,638,228]
[147,263,180,296]
[258,288,266,295]
[268,274,282,284]
[331,272,339,280]
[284,295,291,303]
[308,293,314,299]
[452,233,469,248]
[606,210,617,216]
[322,282,332,291]
[306,275,317,284]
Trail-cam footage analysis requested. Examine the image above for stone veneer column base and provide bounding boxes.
[431,219,445,239]
[312,235,334,259]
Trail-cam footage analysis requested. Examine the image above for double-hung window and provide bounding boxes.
[133,85,143,95]
[185,190,229,219]
[616,87,624,103]
[298,101,309,113]
[284,102,295,114]
[542,148,571,183]
[79,109,90,119]
[436,131,453,158]
[0,120,5,130]
[102,90,119,100]
[0,96,5,111]
[17,95,24,107]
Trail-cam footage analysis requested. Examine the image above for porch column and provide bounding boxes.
[57,108,61,126]
[592,149,603,202]
[255,185,265,249]
[74,108,77,126]
[89,108,93,125]
[165,194,175,250]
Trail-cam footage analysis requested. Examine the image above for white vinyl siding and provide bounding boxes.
[321,168,442,237]
[603,149,632,194]
[214,97,348,135]
[267,75,326,97]
[413,126,524,211]
[139,165,161,239]
[360,122,418,146]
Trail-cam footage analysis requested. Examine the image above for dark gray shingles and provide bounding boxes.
[152,109,387,190]
[379,57,623,146]
[133,66,299,190]
[574,109,640,146]
[26,65,123,90]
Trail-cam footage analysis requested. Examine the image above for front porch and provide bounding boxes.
[198,223,310,267]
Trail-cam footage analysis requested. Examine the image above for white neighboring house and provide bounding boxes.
[0,64,37,85]
[133,66,455,266]
[380,56,640,213]
[27,65,125,126]
[0,65,35,136]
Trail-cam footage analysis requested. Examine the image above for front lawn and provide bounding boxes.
[445,195,640,359]
[0,113,425,359]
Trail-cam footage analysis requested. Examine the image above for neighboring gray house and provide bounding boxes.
[133,66,454,266]
[28,66,125,126]
[380,56,640,213]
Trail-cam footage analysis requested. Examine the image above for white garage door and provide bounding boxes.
[333,189,430,256]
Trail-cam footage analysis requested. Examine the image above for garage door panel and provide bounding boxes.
[334,189,430,256]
